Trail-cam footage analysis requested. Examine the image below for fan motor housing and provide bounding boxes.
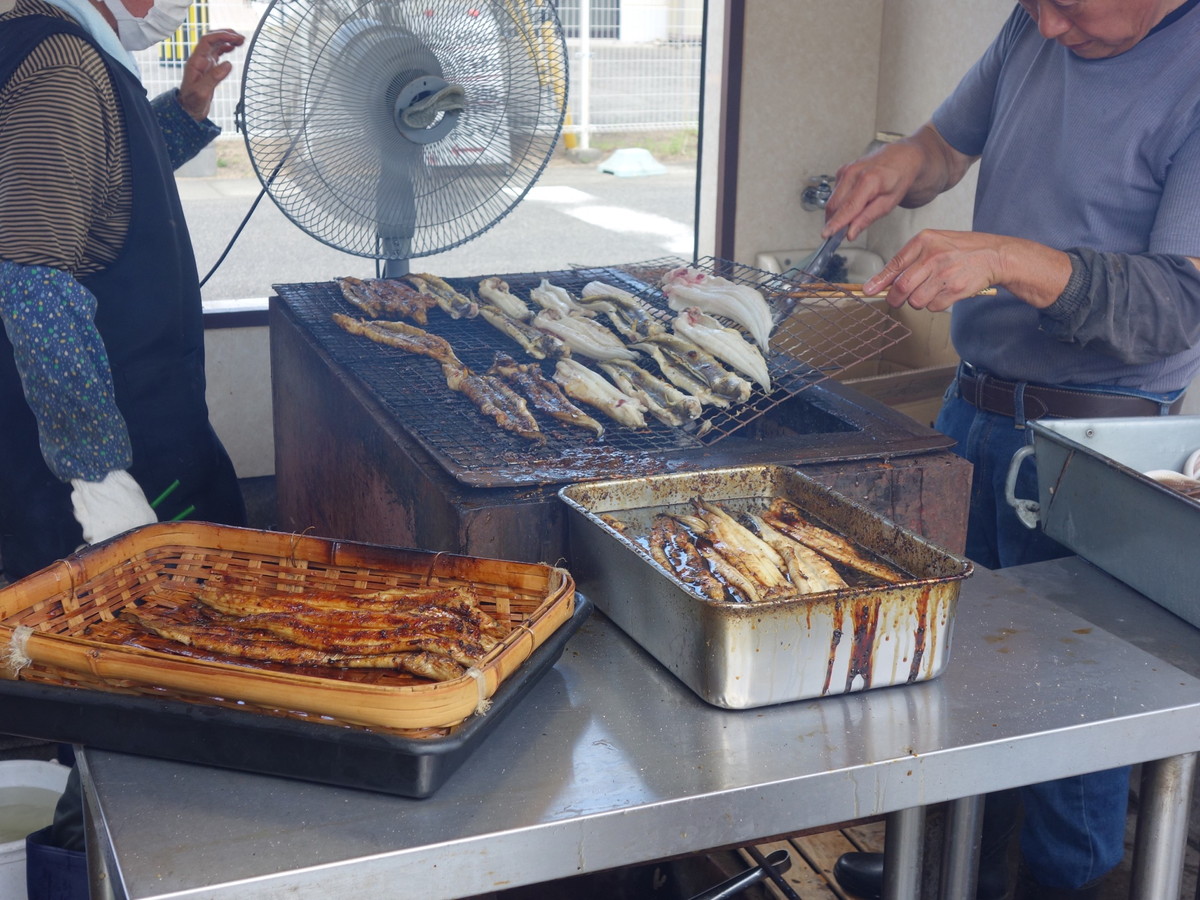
[394,75,461,144]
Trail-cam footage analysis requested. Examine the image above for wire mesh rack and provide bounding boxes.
[274,257,909,487]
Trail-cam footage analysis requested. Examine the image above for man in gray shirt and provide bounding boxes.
[823,1,1200,898]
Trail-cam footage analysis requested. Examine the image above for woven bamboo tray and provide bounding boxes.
[0,522,575,731]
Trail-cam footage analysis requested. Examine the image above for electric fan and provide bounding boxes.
[237,0,568,276]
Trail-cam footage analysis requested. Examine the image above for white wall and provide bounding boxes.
[703,0,1012,267]
[204,325,274,479]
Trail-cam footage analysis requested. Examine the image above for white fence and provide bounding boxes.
[135,0,702,145]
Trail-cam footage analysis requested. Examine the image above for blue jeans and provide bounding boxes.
[934,387,1130,889]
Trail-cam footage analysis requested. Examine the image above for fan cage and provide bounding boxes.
[239,0,568,261]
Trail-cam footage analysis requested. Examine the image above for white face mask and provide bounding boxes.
[101,0,193,51]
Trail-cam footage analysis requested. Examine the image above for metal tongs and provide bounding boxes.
[772,225,848,324]
[791,225,848,285]
[685,848,793,900]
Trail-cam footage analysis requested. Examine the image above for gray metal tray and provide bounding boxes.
[1008,415,1200,628]
[559,465,972,709]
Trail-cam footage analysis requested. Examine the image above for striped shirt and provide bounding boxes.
[0,0,218,481]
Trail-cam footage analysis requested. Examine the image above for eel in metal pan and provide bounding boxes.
[673,307,771,391]
[648,514,729,603]
[738,511,847,594]
[553,358,648,429]
[764,498,906,583]
[660,265,773,350]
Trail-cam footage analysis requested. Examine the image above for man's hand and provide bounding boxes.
[177,28,246,122]
[70,470,157,545]
[822,123,977,242]
[864,230,1073,312]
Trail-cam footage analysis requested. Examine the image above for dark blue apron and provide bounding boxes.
[0,13,245,580]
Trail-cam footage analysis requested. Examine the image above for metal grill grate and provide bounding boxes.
[274,258,908,487]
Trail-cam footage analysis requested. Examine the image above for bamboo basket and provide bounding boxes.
[0,523,575,731]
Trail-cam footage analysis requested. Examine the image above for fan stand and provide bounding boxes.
[379,75,464,277]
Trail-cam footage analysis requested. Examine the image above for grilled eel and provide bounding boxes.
[553,358,648,429]
[599,359,701,427]
[489,352,605,438]
[674,511,794,602]
[577,281,666,341]
[478,277,533,321]
[408,273,479,319]
[738,511,847,594]
[478,303,571,360]
[332,313,461,365]
[195,578,511,643]
[673,307,771,391]
[648,514,730,602]
[532,309,639,362]
[530,278,588,316]
[764,498,906,583]
[194,598,502,652]
[632,333,751,404]
[442,361,546,443]
[336,276,439,324]
[120,606,467,681]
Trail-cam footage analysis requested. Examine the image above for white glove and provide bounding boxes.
[70,469,158,545]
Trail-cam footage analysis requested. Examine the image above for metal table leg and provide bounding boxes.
[882,806,925,900]
[1130,753,1197,900]
[939,794,983,900]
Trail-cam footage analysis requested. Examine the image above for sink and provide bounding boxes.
[755,247,885,284]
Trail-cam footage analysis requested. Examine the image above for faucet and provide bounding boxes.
[801,174,836,212]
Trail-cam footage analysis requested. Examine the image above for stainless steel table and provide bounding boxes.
[79,563,1200,900]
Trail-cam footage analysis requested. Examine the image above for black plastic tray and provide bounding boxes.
[0,595,591,798]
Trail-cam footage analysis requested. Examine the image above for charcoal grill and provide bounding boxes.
[270,258,971,564]
[272,257,912,487]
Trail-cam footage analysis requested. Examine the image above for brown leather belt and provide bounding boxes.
[958,365,1183,420]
